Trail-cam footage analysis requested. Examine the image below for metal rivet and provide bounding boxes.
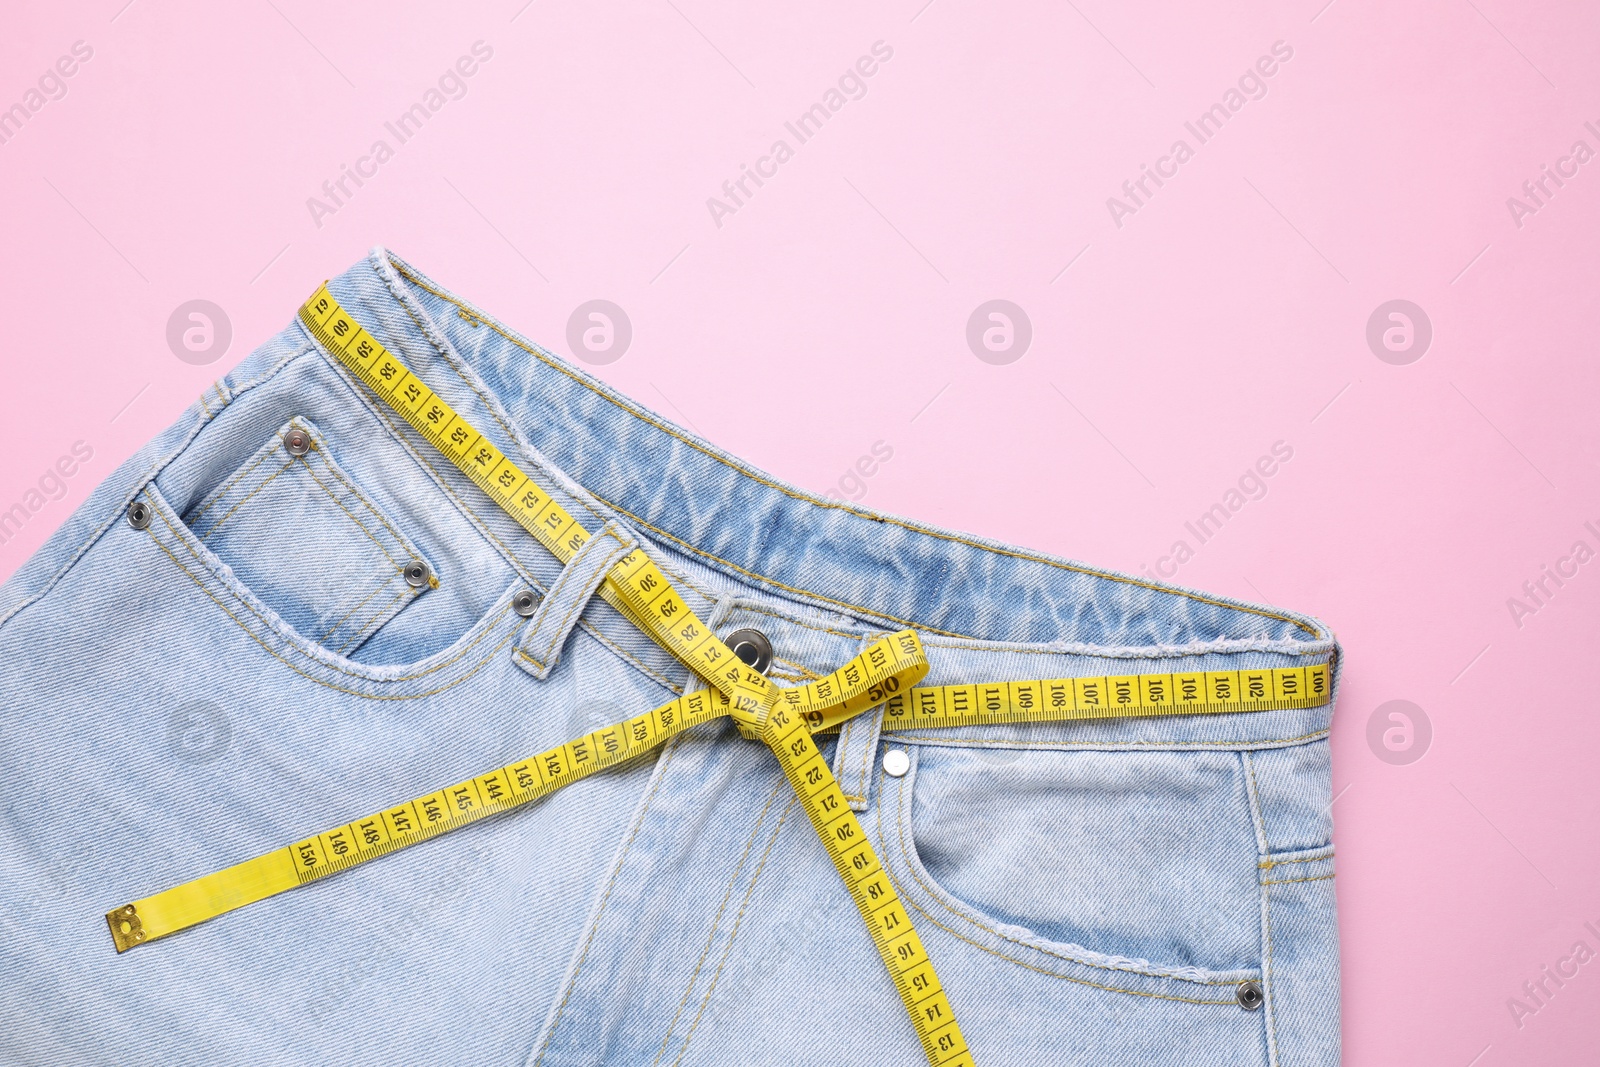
[725,628,773,674]
[282,427,311,457]
[403,560,431,588]
[1236,980,1264,1011]
[512,589,539,617]
[883,749,910,778]
[126,501,151,530]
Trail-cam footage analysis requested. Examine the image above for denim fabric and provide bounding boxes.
[0,248,1340,1066]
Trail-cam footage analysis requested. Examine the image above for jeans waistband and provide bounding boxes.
[330,248,1330,667]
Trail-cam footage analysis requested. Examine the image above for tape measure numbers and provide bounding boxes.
[883,663,1330,728]
[297,288,774,724]
[105,630,925,948]
[102,285,1333,1067]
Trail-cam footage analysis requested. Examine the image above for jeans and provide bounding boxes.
[0,248,1340,1066]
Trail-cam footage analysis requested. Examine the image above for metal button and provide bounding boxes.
[725,628,773,674]
[512,589,540,617]
[1236,980,1264,1011]
[282,427,311,457]
[126,500,151,530]
[882,749,910,778]
[403,560,431,588]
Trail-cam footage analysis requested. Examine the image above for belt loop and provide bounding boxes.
[513,520,637,680]
[833,634,885,813]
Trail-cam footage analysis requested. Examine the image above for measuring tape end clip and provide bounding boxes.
[105,903,145,953]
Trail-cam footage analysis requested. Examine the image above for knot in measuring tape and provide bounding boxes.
[728,630,930,741]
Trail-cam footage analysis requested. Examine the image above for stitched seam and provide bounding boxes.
[834,714,857,800]
[358,379,544,585]
[337,585,410,656]
[883,730,1332,748]
[383,263,609,530]
[889,754,1240,985]
[857,725,871,801]
[145,521,514,699]
[619,501,1330,647]
[156,504,512,683]
[834,707,875,809]
[920,637,1333,661]
[769,653,823,680]
[0,344,311,636]
[236,338,317,395]
[1262,874,1335,885]
[874,774,1238,1001]
[337,584,408,654]
[306,435,423,557]
[531,741,682,1067]
[587,526,715,607]
[197,390,211,417]
[653,786,786,1066]
[735,602,863,641]
[1259,852,1333,870]
[602,502,972,639]
[299,453,407,572]
[1243,751,1270,856]
[320,576,399,642]
[844,714,869,801]
[302,442,423,571]
[856,704,879,802]
[521,538,609,671]
[199,458,292,541]
[1264,883,1281,1066]
[391,261,1323,639]
[634,540,717,604]
[651,780,787,1067]
[534,533,632,669]
[187,445,276,529]
[670,797,798,1067]
[576,618,684,693]
[898,890,1237,1005]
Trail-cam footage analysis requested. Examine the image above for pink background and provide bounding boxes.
[4,1,1599,1061]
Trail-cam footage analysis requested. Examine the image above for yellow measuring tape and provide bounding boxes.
[104,284,1332,1067]
[883,663,1328,727]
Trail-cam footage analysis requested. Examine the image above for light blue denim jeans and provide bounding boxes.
[0,249,1340,1066]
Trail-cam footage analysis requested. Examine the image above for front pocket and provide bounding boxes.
[879,743,1263,983]
[183,417,435,656]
